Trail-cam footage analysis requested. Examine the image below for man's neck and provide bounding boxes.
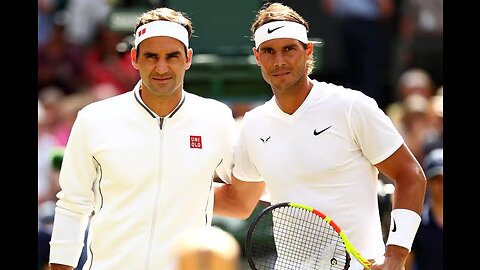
[140,87,183,117]
[274,78,314,115]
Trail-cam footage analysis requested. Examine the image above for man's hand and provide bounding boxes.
[49,263,74,270]
[369,245,409,270]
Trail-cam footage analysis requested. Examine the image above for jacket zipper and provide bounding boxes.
[145,116,165,270]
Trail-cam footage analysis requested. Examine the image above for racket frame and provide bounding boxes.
[246,202,372,270]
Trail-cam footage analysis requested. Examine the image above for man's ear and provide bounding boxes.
[131,47,139,70]
[185,48,193,70]
[306,42,314,57]
[252,47,261,67]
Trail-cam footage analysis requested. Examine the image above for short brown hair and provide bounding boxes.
[134,7,193,56]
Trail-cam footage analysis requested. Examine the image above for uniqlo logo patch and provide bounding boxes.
[138,28,146,37]
[190,135,202,149]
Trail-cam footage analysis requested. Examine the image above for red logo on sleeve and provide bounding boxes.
[190,136,202,149]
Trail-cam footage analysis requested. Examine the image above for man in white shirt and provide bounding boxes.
[214,3,426,270]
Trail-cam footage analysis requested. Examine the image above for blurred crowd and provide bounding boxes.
[38,0,442,269]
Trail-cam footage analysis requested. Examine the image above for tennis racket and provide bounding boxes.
[245,202,372,270]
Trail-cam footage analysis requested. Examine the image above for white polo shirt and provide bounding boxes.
[233,79,404,269]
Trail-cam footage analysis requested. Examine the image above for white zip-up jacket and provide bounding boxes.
[49,82,238,270]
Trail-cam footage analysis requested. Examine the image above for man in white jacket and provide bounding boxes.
[49,7,238,270]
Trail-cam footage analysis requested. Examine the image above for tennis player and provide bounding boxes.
[49,7,238,270]
[214,3,426,270]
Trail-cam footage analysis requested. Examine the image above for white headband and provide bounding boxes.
[134,20,189,49]
[254,21,318,49]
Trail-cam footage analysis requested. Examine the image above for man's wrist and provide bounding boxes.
[383,244,410,267]
[384,244,409,257]
[385,208,421,251]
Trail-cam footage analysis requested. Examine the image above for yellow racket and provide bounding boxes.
[245,202,372,269]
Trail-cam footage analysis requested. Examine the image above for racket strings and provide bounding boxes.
[249,205,350,270]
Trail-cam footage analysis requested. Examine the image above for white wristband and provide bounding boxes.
[386,208,421,252]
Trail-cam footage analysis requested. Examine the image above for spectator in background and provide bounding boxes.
[38,151,88,270]
[38,18,86,95]
[385,68,439,162]
[62,0,111,49]
[39,100,58,204]
[392,0,443,88]
[398,93,432,162]
[39,144,65,270]
[53,91,94,146]
[82,25,140,95]
[422,86,442,154]
[90,83,121,101]
[386,67,436,130]
[38,86,66,135]
[405,148,443,270]
[38,200,56,270]
[38,87,68,204]
[38,0,56,47]
[320,0,395,109]
[46,148,65,202]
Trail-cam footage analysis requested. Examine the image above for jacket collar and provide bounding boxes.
[133,80,186,119]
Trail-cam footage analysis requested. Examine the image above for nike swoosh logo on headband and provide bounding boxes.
[267,26,285,34]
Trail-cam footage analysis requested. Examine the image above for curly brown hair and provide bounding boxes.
[251,2,315,74]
